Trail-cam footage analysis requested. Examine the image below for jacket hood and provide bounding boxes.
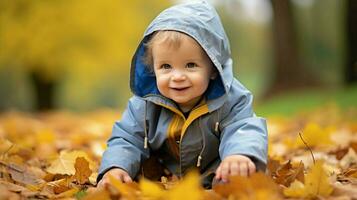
[130,1,233,104]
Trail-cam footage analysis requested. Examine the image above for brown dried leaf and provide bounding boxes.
[350,142,357,152]
[0,180,30,193]
[329,147,349,160]
[74,157,92,184]
[6,162,45,185]
[271,160,305,187]
[340,148,357,169]
[267,158,281,176]
[213,172,282,199]
[47,178,72,194]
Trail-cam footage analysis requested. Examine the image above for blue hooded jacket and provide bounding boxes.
[98,1,268,185]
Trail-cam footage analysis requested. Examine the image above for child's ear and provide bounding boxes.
[210,71,218,80]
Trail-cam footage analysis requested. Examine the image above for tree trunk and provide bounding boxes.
[346,0,357,84]
[265,0,319,97]
[30,71,56,111]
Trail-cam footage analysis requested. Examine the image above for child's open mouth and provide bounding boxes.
[172,87,189,91]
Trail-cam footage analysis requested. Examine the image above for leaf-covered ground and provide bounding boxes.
[0,104,356,199]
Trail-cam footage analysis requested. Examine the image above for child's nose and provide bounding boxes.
[171,70,187,81]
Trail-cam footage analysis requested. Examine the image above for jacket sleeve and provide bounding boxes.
[219,87,268,171]
[97,96,150,182]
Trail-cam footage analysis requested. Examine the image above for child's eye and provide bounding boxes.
[160,64,171,69]
[186,62,197,68]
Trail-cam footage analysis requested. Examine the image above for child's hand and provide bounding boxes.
[215,155,256,182]
[97,168,132,188]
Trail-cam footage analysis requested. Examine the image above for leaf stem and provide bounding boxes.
[299,132,316,165]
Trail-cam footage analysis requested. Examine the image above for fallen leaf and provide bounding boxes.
[6,162,44,185]
[329,147,349,160]
[284,160,333,198]
[214,172,281,199]
[47,178,72,194]
[109,175,139,200]
[54,187,79,199]
[340,148,357,169]
[285,180,306,197]
[0,180,31,193]
[46,150,94,175]
[139,178,165,199]
[83,187,111,200]
[332,183,357,199]
[267,158,281,176]
[295,123,334,148]
[0,183,21,200]
[74,157,92,184]
[0,139,14,155]
[165,171,203,200]
[344,167,357,178]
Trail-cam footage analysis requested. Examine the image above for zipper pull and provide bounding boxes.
[196,155,202,167]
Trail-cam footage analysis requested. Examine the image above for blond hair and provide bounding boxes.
[143,31,184,70]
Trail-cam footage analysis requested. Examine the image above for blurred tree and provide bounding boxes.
[0,0,170,110]
[346,0,357,84]
[266,0,319,96]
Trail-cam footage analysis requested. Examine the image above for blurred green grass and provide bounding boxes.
[255,84,357,117]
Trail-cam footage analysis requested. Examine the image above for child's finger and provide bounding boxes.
[97,180,105,188]
[239,162,248,177]
[229,162,239,176]
[220,162,230,182]
[248,161,256,176]
[123,174,133,183]
[97,177,110,188]
[214,165,222,180]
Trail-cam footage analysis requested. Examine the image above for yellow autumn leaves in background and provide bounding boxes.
[0,0,171,80]
[0,0,172,109]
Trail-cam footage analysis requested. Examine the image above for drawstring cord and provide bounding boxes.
[197,114,220,167]
[214,122,219,133]
[197,117,206,167]
[144,102,148,149]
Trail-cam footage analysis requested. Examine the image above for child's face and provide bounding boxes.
[152,33,216,112]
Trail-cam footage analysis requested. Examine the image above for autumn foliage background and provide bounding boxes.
[0,0,357,199]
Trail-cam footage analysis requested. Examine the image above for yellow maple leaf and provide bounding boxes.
[294,123,334,148]
[165,171,203,200]
[46,150,94,175]
[284,160,333,198]
[283,180,306,197]
[74,157,92,184]
[305,160,334,197]
[139,178,165,199]
[139,171,203,200]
